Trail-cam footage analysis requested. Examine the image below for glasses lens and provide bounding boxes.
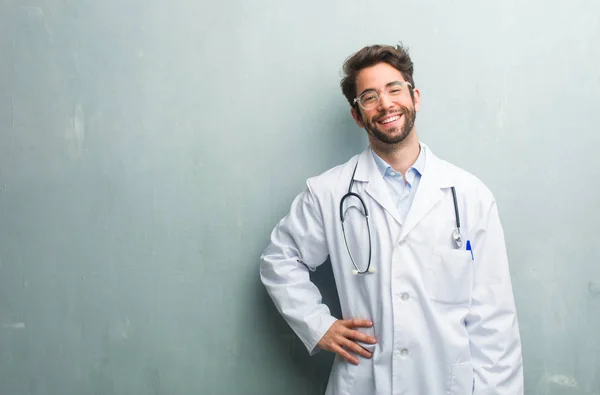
[386,83,407,97]
[359,92,379,110]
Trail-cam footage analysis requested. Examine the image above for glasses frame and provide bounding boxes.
[353,81,413,111]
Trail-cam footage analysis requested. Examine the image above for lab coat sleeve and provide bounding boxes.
[466,199,524,395]
[260,181,337,355]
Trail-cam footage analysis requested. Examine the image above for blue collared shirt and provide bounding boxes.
[371,145,426,223]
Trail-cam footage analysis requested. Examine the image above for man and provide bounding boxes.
[260,44,523,395]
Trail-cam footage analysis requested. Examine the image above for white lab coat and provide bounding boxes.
[260,143,523,395]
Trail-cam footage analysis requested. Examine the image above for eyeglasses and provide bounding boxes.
[353,81,412,111]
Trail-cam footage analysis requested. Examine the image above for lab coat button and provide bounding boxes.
[400,349,409,357]
[400,292,409,301]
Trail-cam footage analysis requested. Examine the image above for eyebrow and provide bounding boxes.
[357,81,405,98]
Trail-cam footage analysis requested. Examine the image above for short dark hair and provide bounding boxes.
[340,44,415,108]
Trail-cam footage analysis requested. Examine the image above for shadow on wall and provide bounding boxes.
[258,258,341,395]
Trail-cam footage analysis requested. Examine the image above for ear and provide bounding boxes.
[412,87,421,112]
[351,107,365,128]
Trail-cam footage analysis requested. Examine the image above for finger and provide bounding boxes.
[331,344,359,365]
[345,319,373,328]
[341,338,372,359]
[345,328,377,344]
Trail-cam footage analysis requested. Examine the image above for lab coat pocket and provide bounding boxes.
[327,355,354,395]
[449,361,474,394]
[347,356,374,395]
[428,248,473,304]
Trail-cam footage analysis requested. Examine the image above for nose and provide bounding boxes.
[377,92,394,110]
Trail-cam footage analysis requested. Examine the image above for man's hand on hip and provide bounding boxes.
[317,319,377,365]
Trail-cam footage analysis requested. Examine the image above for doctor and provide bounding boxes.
[260,44,523,395]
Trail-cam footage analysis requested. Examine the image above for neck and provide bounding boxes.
[370,130,420,176]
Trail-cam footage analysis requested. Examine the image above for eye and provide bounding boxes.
[362,93,377,103]
[390,83,408,94]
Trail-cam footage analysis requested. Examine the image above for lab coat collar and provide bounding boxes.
[353,142,456,238]
[353,146,404,226]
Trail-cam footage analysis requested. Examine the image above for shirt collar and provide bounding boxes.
[371,144,426,180]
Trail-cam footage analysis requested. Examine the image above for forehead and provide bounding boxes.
[355,62,405,92]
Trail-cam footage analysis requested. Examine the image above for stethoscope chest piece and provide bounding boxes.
[452,228,463,249]
[450,186,463,249]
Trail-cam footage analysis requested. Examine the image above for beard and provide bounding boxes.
[363,103,417,145]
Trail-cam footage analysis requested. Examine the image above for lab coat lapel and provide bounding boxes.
[399,146,453,241]
[354,148,403,227]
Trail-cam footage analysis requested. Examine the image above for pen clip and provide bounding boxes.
[466,240,474,261]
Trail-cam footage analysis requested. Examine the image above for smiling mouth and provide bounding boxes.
[377,113,403,126]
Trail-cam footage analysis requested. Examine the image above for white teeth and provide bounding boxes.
[380,115,400,124]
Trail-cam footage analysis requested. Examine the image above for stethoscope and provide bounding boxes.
[340,161,463,275]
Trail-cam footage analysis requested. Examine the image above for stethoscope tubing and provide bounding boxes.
[340,160,463,274]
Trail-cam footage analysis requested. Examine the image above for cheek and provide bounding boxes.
[364,110,379,123]
[411,96,420,112]
[400,102,415,115]
[352,108,367,127]
[362,112,377,127]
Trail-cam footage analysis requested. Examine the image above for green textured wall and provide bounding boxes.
[1,1,599,394]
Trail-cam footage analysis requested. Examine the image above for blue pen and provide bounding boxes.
[466,240,474,260]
